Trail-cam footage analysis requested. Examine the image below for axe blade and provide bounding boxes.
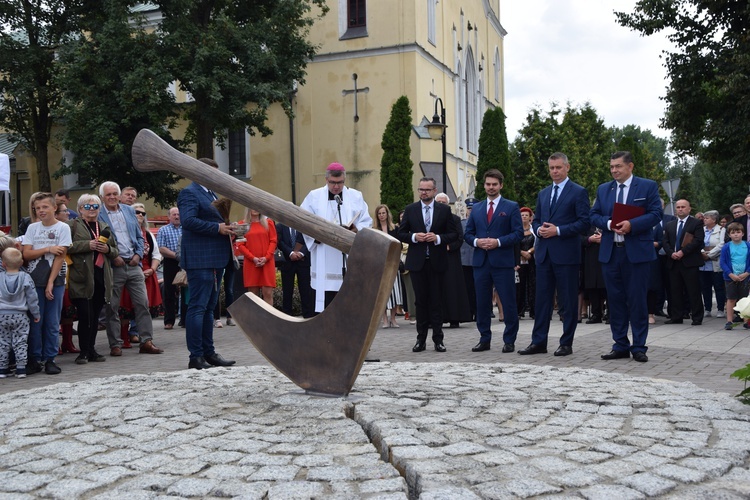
[229,228,401,396]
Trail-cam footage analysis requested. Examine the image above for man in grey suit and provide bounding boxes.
[98,181,163,357]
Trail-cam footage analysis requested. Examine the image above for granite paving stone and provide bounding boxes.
[0,362,748,497]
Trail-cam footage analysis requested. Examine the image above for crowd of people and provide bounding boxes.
[1,151,749,379]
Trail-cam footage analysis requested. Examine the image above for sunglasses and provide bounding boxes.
[135,210,146,216]
[83,204,100,210]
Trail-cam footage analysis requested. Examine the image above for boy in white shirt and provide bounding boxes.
[22,193,71,375]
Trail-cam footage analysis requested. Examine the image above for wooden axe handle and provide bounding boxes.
[131,129,355,253]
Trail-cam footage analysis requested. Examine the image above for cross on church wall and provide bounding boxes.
[341,73,369,122]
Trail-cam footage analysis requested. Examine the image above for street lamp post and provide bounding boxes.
[426,98,447,197]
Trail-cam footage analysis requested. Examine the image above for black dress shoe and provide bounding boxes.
[585,317,602,324]
[472,342,491,352]
[633,351,649,362]
[434,343,447,352]
[449,322,460,328]
[205,353,236,366]
[502,343,515,353]
[554,345,572,356]
[412,342,426,352]
[664,318,683,324]
[518,344,547,355]
[26,361,43,375]
[601,350,630,360]
[654,310,667,317]
[188,357,212,370]
[691,320,702,326]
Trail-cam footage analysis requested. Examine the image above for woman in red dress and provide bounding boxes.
[236,209,277,305]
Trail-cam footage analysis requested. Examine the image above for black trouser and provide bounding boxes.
[668,262,703,321]
[280,261,314,318]
[162,258,187,325]
[72,285,106,356]
[410,259,444,344]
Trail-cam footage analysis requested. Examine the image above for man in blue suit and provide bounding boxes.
[519,153,590,357]
[465,169,524,353]
[275,222,314,318]
[590,151,662,362]
[177,158,237,370]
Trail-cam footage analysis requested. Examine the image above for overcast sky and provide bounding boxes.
[501,0,673,142]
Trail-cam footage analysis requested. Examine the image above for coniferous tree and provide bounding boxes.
[379,96,414,213]
[476,107,512,200]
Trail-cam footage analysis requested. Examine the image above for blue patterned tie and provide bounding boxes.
[676,219,684,251]
[550,185,559,213]
[617,184,625,205]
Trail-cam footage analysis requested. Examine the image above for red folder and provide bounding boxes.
[612,202,645,226]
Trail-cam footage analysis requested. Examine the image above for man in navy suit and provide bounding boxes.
[519,153,590,357]
[275,222,314,318]
[397,177,460,352]
[590,151,662,362]
[177,158,237,370]
[464,169,524,353]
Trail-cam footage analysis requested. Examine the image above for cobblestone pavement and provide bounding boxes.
[1,313,750,498]
[0,362,748,498]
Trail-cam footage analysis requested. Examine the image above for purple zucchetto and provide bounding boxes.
[326,162,346,172]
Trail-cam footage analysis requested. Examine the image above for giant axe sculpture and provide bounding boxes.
[132,129,401,397]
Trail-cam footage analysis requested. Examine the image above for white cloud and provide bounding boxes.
[502,0,672,141]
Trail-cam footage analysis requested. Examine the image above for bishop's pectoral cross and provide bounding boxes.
[341,73,369,122]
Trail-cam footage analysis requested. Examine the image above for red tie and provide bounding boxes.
[487,200,494,223]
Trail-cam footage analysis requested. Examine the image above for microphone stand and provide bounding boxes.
[335,196,347,278]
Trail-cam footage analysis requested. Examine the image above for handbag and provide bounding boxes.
[172,269,188,287]
[274,248,285,263]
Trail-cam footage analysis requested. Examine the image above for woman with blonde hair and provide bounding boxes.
[236,208,277,305]
[373,204,403,328]
[67,194,118,364]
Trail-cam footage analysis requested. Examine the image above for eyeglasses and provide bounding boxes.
[418,188,435,192]
[83,204,100,210]
[327,180,345,187]
[135,210,146,216]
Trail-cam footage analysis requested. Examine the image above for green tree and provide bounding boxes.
[157,0,328,158]
[692,160,744,214]
[558,102,612,194]
[0,0,84,192]
[612,125,670,172]
[510,102,615,209]
[476,107,512,200]
[616,1,750,186]
[56,0,182,205]
[510,105,562,208]
[665,156,696,210]
[379,96,413,213]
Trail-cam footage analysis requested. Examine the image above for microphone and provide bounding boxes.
[98,227,111,244]
[334,194,342,206]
